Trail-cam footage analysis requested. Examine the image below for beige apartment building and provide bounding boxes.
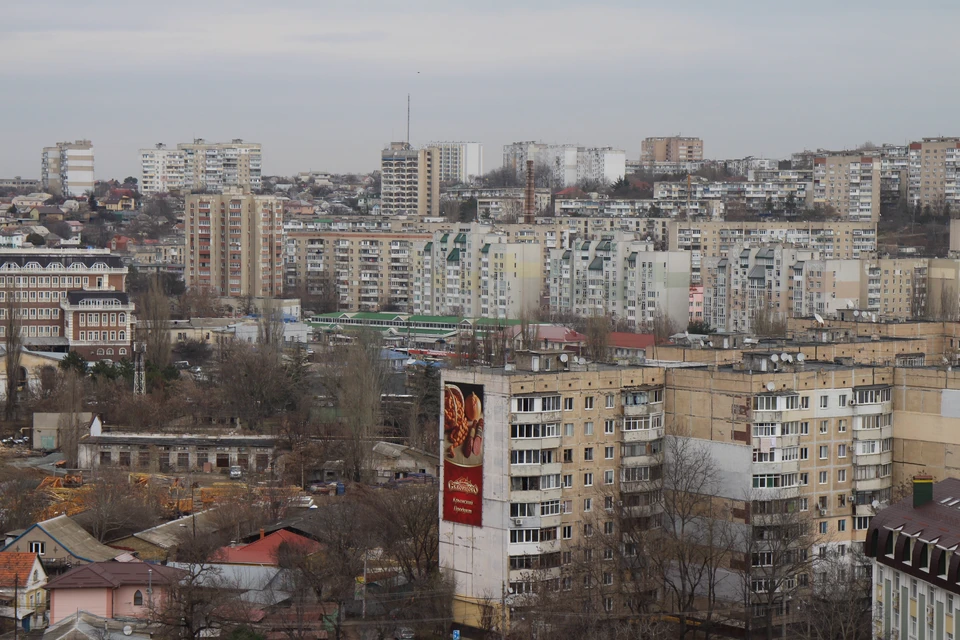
[184,189,283,297]
[908,137,960,208]
[177,139,262,192]
[812,155,880,221]
[380,143,441,217]
[285,231,429,312]
[41,140,94,197]
[640,136,703,164]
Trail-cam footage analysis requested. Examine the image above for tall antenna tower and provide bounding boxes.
[133,342,145,395]
[406,94,411,145]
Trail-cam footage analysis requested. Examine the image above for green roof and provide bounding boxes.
[474,317,524,326]
[440,233,449,243]
[454,233,467,244]
[424,242,433,251]
[446,248,461,262]
[588,256,605,270]
[409,315,463,324]
[480,244,490,254]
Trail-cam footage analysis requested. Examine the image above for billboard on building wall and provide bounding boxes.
[442,383,484,527]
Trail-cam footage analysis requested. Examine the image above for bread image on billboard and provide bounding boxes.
[442,383,484,527]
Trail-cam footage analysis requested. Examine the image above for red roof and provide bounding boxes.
[0,554,38,588]
[213,529,320,565]
[607,332,655,349]
[555,187,584,197]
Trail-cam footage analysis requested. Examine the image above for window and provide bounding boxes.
[604,597,613,612]
[134,590,143,606]
[838,394,847,407]
[799,498,808,511]
[605,394,615,408]
[584,447,594,461]
[819,522,828,534]
[800,447,808,460]
[604,420,615,434]
[819,395,828,408]
[604,521,614,535]
[541,474,561,488]
[753,396,778,411]
[604,470,614,485]
[511,450,542,465]
[604,496,614,511]
[854,516,871,530]
[515,397,536,412]
[584,473,593,487]
[752,552,773,567]
[801,396,810,409]
[584,422,594,436]
[838,419,847,432]
[584,523,593,536]
[563,423,574,436]
[819,445,828,459]
[837,469,846,482]
[562,525,572,539]
[563,449,573,463]
[541,500,561,516]
[604,446,614,459]
[563,398,573,411]
[837,444,847,458]
[509,529,540,543]
[584,396,594,409]
[819,420,828,434]
[29,541,44,555]
[800,473,809,485]
[837,518,846,532]
[562,474,572,488]
[818,471,827,484]
[542,396,561,411]
[800,421,809,435]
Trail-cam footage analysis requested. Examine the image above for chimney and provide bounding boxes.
[259,528,265,540]
[913,474,934,508]
[524,160,535,224]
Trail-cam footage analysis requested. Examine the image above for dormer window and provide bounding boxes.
[901,537,912,564]
[938,550,948,577]
[919,543,929,571]
[885,532,895,556]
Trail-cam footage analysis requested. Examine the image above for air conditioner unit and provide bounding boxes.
[513,518,523,526]
[818,508,827,516]
[849,495,856,502]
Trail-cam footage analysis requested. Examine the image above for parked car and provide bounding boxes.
[229,466,243,479]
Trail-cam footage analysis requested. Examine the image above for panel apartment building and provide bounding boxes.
[503,142,626,187]
[812,154,881,221]
[908,137,960,209]
[184,189,283,297]
[0,249,134,360]
[380,143,441,217]
[640,136,703,164]
[41,141,94,197]
[427,142,483,183]
[139,139,262,194]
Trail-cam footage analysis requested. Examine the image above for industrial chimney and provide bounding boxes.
[524,160,535,224]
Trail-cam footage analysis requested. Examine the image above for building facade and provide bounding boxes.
[812,155,880,221]
[140,140,262,194]
[41,141,94,197]
[503,142,626,187]
[427,142,484,183]
[380,143,441,217]
[139,143,186,195]
[184,189,284,297]
[908,137,960,209]
[640,136,703,164]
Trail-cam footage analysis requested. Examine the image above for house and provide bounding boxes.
[369,441,439,483]
[33,412,94,451]
[213,529,320,566]
[112,511,223,563]
[0,553,48,630]
[42,611,155,640]
[101,196,135,212]
[511,324,586,352]
[606,332,654,360]
[0,229,25,249]
[2,515,125,572]
[44,562,184,624]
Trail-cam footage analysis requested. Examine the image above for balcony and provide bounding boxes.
[851,401,892,416]
[621,427,664,443]
[509,436,561,451]
[852,476,891,492]
[623,402,663,418]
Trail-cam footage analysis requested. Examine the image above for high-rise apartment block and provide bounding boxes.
[427,142,483,183]
[547,235,690,329]
[139,139,262,194]
[184,189,283,297]
[640,136,703,164]
[41,141,94,197]
[907,137,960,208]
[380,143,441,217]
[503,142,626,187]
[812,155,880,221]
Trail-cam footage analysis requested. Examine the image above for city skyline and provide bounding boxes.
[2,1,958,178]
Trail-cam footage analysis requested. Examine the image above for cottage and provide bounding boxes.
[0,553,48,630]
[2,515,124,572]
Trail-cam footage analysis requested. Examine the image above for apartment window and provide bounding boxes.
[584,523,593,536]
[542,396,561,411]
[562,474,572,488]
[562,551,572,565]
[800,421,809,435]
[837,518,846,532]
[819,395,829,408]
[801,396,810,409]
[515,397,537,412]
[604,446,614,460]
[584,473,594,487]
[819,445,828,459]
[604,521,614,535]
[819,420,828,434]
[819,522,828,534]
[584,422,594,436]
[838,469,846,482]
[854,516,871,530]
[604,496,614,511]
[818,471,827,484]
[604,420,615,434]
[562,525,572,539]
[584,396,594,410]
[604,470,614,485]
[584,447,594,461]
[838,394,847,407]
[605,394,615,408]
[838,419,847,433]
[563,398,573,411]
[29,541,44,555]
[799,498,808,511]
[563,423,574,436]
[563,449,573,463]
[800,447,808,460]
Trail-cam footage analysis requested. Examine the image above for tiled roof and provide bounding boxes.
[44,562,183,590]
[2,515,119,562]
[0,553,38,587]
[213,530,320,565]
[608,332,655,350]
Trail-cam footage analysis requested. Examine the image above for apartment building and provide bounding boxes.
[812,155,880,221]
[139,144,185,195]
[184,189,283,297]
[426,142,483,183]
[653,175,812,213]
[440,355,666,629]
[380,143,441,217]
[41,141,94,197]
[908,137,960,208]
[503,142,626,187]
[0,177,40,191]
[285,231,429,312]
[866,477,960,640]
[547,235,691,329]
[141,140,262,194]
[0,249,134,360]
[412,228,542,319]
[640,136,703,164]
[670,354,895,620]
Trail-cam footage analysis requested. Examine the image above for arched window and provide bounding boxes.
[133,590,143,606]
[97,349,104,356]
[106,349,114,356]
[119,349,127,355]
[119,331,126,341]
[119,313,126,324]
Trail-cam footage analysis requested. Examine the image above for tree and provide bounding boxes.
[4,294,23,420]
[585,314,612,362]
[686,320,714,334]
[258,299,286,350]
[751,306,788,338]
[0,469,46,533]
[25,232,45,246]
[651,307,679,346]
[795,547,873,640]
[57,371,87,468]
[405,364,441,452]
[215,340,291,432]
[59,351,88,376]
[138,275,172,370]
[123,176,138,186]
[80,468,162,541]
[364,485,439,582]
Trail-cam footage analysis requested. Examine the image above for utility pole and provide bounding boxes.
[500,583,508,640]
[13,572,17,640]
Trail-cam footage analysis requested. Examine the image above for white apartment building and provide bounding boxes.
[140,144,186,195]
[653,175,812,214]
[503,142,625,187]
[812,155,880,221]
[427,142,483,183]
[41,140,94,197]
[380,143,441,218]
[547,235,691,329]
[142,139,262,194]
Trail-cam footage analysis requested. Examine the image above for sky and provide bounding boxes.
[2,0,959,179]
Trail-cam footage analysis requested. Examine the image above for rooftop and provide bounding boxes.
[44,562,183,590]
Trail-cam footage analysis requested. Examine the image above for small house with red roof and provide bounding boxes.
[213,529,321,566]
[607,332,654,360]
[0,553,46,630]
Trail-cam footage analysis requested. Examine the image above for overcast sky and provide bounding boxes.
[2,0,958,179]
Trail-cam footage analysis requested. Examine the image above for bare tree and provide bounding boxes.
[795,546,873,640]
[3,293,23,420]
[651,307,678,347]
[139,275,172,369]
[80,467,163,542]
[58,371,87,467]
[585,315,612,362]
[364,485,439,582]
[215,340,292,432]
[751,306,788,338]
[258,298,286,348]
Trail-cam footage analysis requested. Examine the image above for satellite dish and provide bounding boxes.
[780,353,789,362]
[871,500,881,510]
[796,353,806,362]
[123,626,133,637]
[770,354,779,362]
[853,310,860,317]
[559,353,569,363]
[784,354,793,363]
[578,357,586,365]
[766,382,776,391]
[813,313,824,325]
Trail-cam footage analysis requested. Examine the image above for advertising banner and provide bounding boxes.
[442,382,484,527]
